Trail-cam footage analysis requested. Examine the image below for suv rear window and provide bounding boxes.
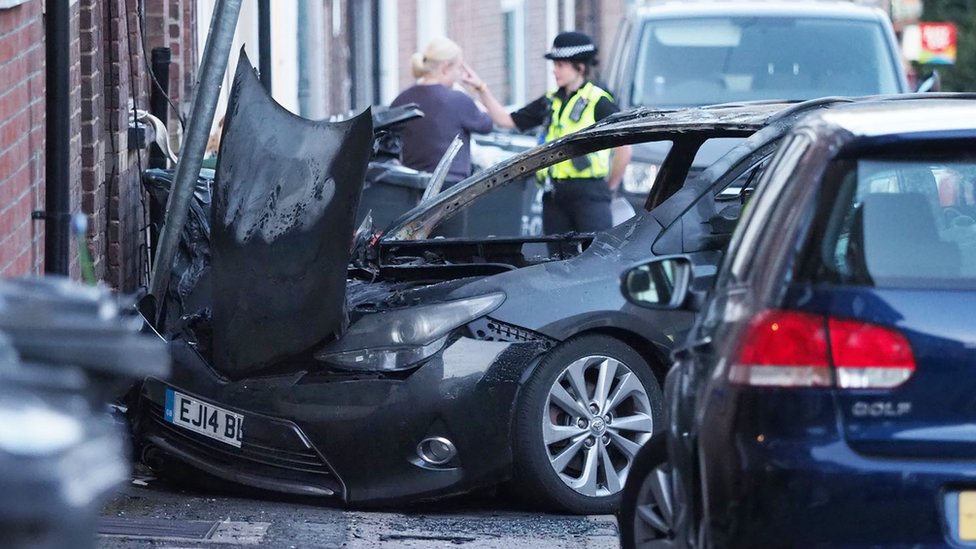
[632,17,901,107]
[812,159,976,290]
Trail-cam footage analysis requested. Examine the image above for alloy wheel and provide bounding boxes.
[632,461,676,546]
[542,355,654,498]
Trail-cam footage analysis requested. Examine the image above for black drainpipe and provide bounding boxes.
[258,0,272,92]
[148,47,171,170]
[371,0,380,103]
[43,0,71,274]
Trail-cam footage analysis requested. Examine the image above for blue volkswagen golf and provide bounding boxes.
[618,96,976,547]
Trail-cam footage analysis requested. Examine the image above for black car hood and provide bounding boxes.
[210,52,372,377]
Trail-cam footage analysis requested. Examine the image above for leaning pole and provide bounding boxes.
[148,0,243,315]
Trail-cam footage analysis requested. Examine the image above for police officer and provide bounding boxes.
[464,31,631,234]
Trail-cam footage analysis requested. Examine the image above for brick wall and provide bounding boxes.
[0,0,197,288]
[394,0,628,108]
[73,0,197,291]
[449,1,507,98]
[144,0,197,143]
[578,0,628,87]
[80,0,106,282]
[0,2,45,277]
[76,0,145,290]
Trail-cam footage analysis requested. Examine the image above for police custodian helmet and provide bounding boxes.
[543,31,598,63]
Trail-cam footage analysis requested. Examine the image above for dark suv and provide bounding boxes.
[604,0,910,212]
[619,96,976,546]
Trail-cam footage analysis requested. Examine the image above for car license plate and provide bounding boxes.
[164,388,244,448]
[961,492,976,540]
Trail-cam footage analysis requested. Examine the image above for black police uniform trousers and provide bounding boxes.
[542,177,612,234]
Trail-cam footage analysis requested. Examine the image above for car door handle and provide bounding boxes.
[672,336,712,360]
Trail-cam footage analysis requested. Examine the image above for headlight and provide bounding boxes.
[622,161,658,195]
[315,292,505,371]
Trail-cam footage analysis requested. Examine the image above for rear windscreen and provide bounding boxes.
[810,158,976,290]
[632,17,901,107]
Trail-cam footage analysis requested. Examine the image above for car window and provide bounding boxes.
[715,154,772,201]
[719,133,811,287]
[811,158,976,290]
[632,17,900,107]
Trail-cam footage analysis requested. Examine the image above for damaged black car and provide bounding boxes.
[133,55,846,513]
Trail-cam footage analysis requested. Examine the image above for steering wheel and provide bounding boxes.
[944,206,976,228]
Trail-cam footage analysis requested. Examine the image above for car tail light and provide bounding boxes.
[729,310,831,387]
[828,318,915,389]
[729,310,915,389]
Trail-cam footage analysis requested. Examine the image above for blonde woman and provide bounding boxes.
[391,37,493,196]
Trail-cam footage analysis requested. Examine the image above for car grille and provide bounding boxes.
[144,400,343,496]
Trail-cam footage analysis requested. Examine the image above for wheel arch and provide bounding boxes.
[515,327,671,392]
[586,327,672,384]
[505,329,668,513]
[507,328,670,465]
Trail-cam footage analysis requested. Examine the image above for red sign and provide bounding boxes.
[919,22,957,64]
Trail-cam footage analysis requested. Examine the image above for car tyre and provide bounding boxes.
[512,334,663,514]
[619,434,677,548]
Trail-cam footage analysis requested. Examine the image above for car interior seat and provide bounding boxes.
[860,192,961,283]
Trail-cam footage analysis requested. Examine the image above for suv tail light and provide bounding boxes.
[729,310,915,389]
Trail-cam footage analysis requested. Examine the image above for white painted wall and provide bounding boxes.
[546,0,558,90]
[416,0,447,51]
[378,0,399,105]
[501,0,527,106]
[196,0,300,136]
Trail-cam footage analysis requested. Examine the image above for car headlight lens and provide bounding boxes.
[315,292,505,371]
[622,161,658,195]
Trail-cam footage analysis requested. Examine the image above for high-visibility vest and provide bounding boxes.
[539,81,613,181]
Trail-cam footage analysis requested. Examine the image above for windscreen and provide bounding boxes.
[632,17,901,107]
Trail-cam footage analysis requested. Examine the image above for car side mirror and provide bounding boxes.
[916,69,941,93]
[620,256,692,309]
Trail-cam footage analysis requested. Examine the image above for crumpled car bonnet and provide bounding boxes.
[210,52,372,377]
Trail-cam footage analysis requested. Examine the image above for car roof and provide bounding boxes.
[634,0,885,20]
[810,96,976,139]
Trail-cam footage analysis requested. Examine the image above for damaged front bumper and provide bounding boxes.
[135,334,549,505]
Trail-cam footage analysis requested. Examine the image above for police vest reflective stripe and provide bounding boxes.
[540,81,613,180]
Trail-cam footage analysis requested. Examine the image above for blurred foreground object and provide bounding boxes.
[0,277,169,549]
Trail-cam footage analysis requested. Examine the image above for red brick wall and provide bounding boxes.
[76,0,145,290]
[80,0,106,282]
[579,0,628,86]
[73,0,197,291]
[450,1,506,98]
[0,2,45,277]
[144,0,197,144]
[394,0,628,107]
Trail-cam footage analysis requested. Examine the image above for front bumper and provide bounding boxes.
[698,388,973,546]
[136,336,547,505]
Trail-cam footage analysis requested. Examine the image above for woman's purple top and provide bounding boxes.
[391,84,493,182]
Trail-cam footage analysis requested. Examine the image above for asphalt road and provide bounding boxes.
[97,468,620,548]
